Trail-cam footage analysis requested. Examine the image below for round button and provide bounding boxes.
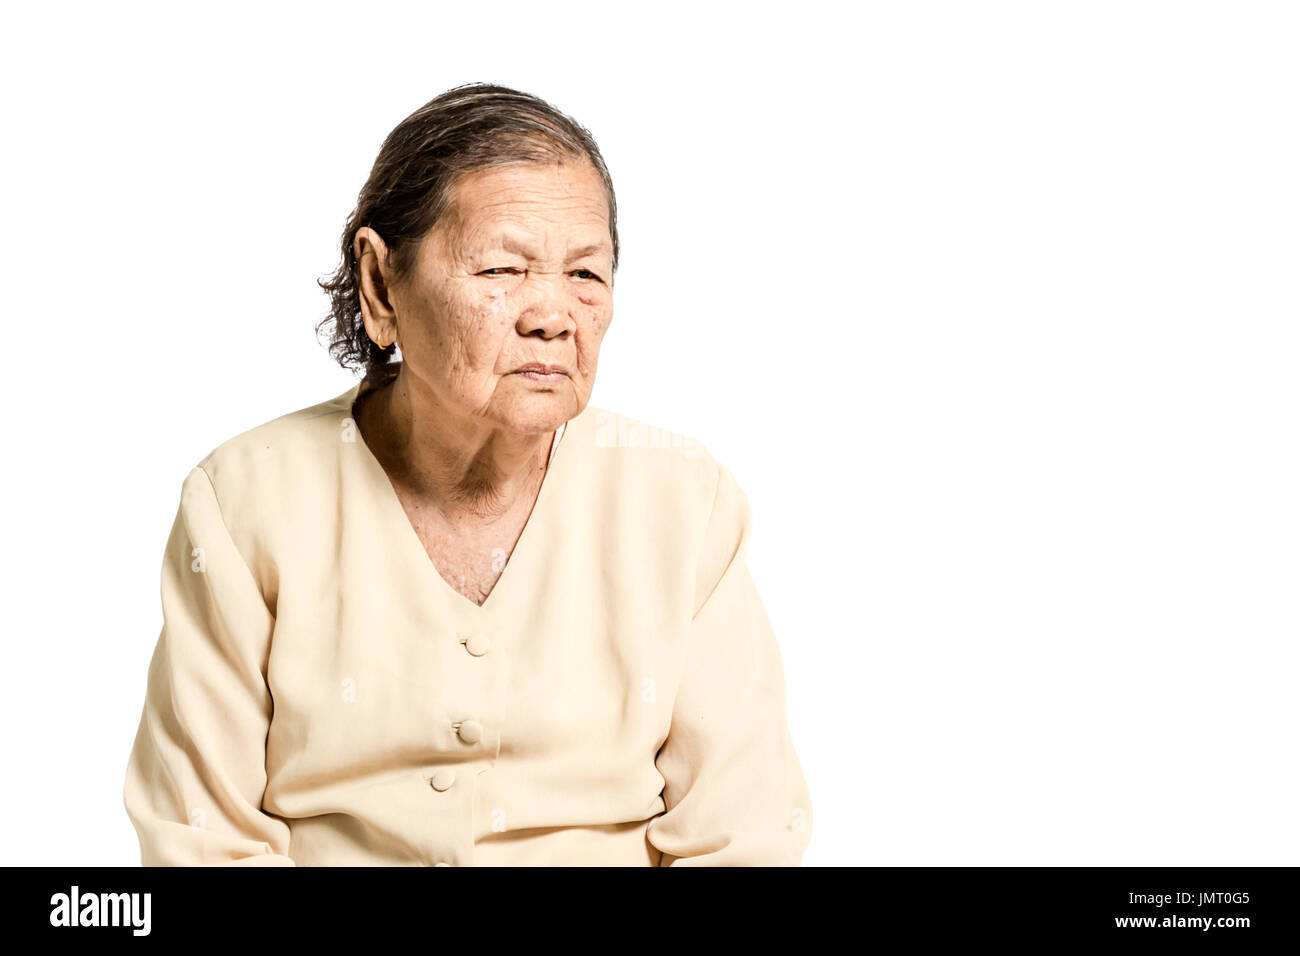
[464,633,491,657]
[430,769,456,792]
[457,719,483,744]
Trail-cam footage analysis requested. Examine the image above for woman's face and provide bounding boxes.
[385,159,614,436]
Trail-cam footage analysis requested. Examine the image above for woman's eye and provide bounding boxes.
[571,269,603,281]
[478,267,521,276]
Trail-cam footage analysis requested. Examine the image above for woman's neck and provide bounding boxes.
[358,365,552,524]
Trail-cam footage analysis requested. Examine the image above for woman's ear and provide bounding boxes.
[354,226,398,348]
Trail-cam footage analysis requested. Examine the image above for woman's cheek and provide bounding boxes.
[481,287,514,329]
[587,305,612,340]
[576,313,610,376]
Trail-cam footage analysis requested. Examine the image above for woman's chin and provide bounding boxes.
[495,391,582,434]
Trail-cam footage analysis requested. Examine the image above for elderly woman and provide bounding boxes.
[123,83,812,866]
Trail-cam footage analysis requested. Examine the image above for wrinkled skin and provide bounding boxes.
[351,159,615,602]
[358,158,613,436]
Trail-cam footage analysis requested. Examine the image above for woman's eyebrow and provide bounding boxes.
[566,242,611,261]
[497,234,536,258]
[494,233,610,261]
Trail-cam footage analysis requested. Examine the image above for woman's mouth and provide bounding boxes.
[511,364,568,383]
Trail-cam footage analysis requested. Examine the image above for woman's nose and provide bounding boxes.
[514,274,577,339]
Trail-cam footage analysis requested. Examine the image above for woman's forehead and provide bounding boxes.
[424,163,611,260]
[443,196,611,257]
[451,163,606,217]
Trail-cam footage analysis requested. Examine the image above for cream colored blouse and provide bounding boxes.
[123,375,813,866]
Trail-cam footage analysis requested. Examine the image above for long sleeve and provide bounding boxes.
[123,466,295,866]
[647,460,813,866]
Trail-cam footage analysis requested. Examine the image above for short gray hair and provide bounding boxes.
[316,82,619,381]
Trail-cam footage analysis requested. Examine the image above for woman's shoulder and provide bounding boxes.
[573,403,734,510]
[572,406,756,578]
[191,383,359,498]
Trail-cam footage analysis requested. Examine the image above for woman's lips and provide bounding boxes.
[511,364,568,382]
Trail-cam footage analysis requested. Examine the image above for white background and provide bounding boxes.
[1,1,1296,866]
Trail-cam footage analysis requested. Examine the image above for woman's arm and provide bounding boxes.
[122,466,295,865]
[647,460,813,866]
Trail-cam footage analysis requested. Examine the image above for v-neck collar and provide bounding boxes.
[339,367,582,618]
